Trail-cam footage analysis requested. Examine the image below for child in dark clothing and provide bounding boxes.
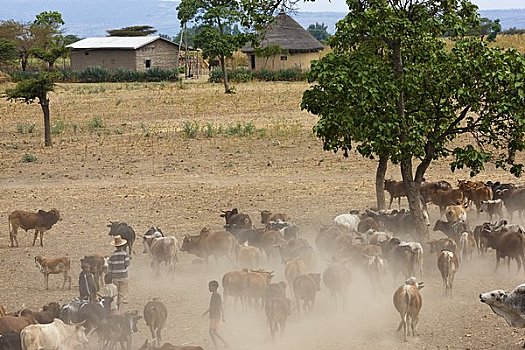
[79,263,97,302]
[202,280,228,349]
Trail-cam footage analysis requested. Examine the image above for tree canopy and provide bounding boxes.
[30,11,68,69]
[307,22,330,43]
[301,0,525,238]
[106,25,157,37]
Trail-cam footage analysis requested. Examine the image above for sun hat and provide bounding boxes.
[110,235,127,247]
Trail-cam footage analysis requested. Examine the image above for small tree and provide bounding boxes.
[30,11,67,70]
[5,73,57,147]
[106,25,157,37]
[0,20,34,71]
[0,38,18,66]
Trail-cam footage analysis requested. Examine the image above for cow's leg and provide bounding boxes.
[494,254,501,273]
[32,230,39,246]
[388,195,394,209]
[39,231,44,247]
[45,274,49,290]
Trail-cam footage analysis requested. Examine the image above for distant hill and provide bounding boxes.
[1,1,524,38]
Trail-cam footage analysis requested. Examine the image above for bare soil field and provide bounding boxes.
[1,80,524,349]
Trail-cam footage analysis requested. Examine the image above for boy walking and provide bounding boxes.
[203,280,228,349]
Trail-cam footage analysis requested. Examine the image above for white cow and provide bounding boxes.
[480,284,525,328]
[21,318,88,350]
[333,213,361,233]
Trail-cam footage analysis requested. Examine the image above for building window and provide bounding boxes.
[280,55,287,61]
[145,59,151,69]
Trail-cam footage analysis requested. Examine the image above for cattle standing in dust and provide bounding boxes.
[480,283,525,347]
[265,295,292,341]
[437,250,459,297]
[180,228,235,265]
[293,273,321,316]
[97,311,142,350]
[8,209,60,247]
[486,225,525,274]
[34,256,71,290]
[107,221,136,255]
[144,299,168,347]
[322,263,352,308]
[144,234,179,276]
[20,318,88,350]
[222,270,249,309]
[384,179,407,209]
[393,277,425,342]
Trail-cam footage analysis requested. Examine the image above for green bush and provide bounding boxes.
[145,67,179,82]
[88,117,104,131]
[51,120,65,135]
[21,153,37,163]
[112,68,140,82]
[16,123,36,134]
[78,66,112,83]
[209,67,306,83]
[181,121,199,138]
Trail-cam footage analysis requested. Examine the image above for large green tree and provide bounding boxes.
[177,0,298,93]
[302,0,525,239]
[0,38,18,66]
[5,73,57,146]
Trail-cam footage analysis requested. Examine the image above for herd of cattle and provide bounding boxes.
[3,178,525,348]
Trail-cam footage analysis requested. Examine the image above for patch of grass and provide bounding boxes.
[21,153,37,163]
[202,123,215,138]
[51,120,65,135]
[224,122,256,137]
[181,121,199,138]
[140,122,150,137]
[16,123,36,134]
[88,117,105,132]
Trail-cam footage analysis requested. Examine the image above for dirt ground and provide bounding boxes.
[1,80,525,349]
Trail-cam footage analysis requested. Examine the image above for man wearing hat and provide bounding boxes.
[108,235,131,312]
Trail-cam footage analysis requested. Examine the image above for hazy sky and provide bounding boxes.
[297,0,525,12]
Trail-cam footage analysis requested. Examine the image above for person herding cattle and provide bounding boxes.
[202,280,228,350]
[101,273,119,315]
[108,235,131,312]
[78,263,97,302]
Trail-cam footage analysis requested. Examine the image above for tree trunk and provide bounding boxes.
[400,159,428,240]
[39,94,52,147]
[375,154,388,210]
[219,54,231,94]
[21,53,28,72]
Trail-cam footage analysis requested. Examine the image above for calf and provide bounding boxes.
[393,277,425,342]
[437,250,459,297]
[293,273,321,315]
[432,219,470,241]
[384,179,407,209]
[284,257,308,299]
[458,232,476,263]
[322,263,352,308]
[34,256,71,290]
[479,199,504,221]
[8,209,60,247]
[97,310,142,350]
[143,299,168,347]
[445,205,467,223]
[427,238,457,256]
[260,210,291,230]
[237,244,263,270]
[221,208,252,233]
[265,296,292,340]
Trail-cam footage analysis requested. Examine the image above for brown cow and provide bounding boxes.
[265,295,292,341]
[143,299,168,347]
[245,269,274,308]
[430,190,464,217]
[486,226,525,274]
[384,179,407,209]
[293,273,321,316]
[222,269,249,309]
[445,205,467,223]
[497,187,525,220]
[34,256,71,290]
[260,210,290,227]
[0,314,37,334]
[322,263,352,308]
[236,244,263,270]
[427,238,457,256]
[8,209,60,247]
[180,228,235,264]
[19,302,61,324]
[139,339,204,350]
[393,277,425,342]
[284,258,308,298]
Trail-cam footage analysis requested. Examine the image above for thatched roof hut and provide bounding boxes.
[241,12,324,71]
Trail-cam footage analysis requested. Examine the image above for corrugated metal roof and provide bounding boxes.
[67,36,171,49]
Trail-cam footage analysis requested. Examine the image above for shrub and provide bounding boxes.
[181,121,199,138]
[88,117,104,131]
[203,123,215,138]
[113,68,140,82]
[78,66,112,83]
[16,122,36,134]
[51,120,65,135]
[145,67,179,82]
[21,153,37,163]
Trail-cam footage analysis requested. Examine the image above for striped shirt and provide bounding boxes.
[108,250,130,281]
